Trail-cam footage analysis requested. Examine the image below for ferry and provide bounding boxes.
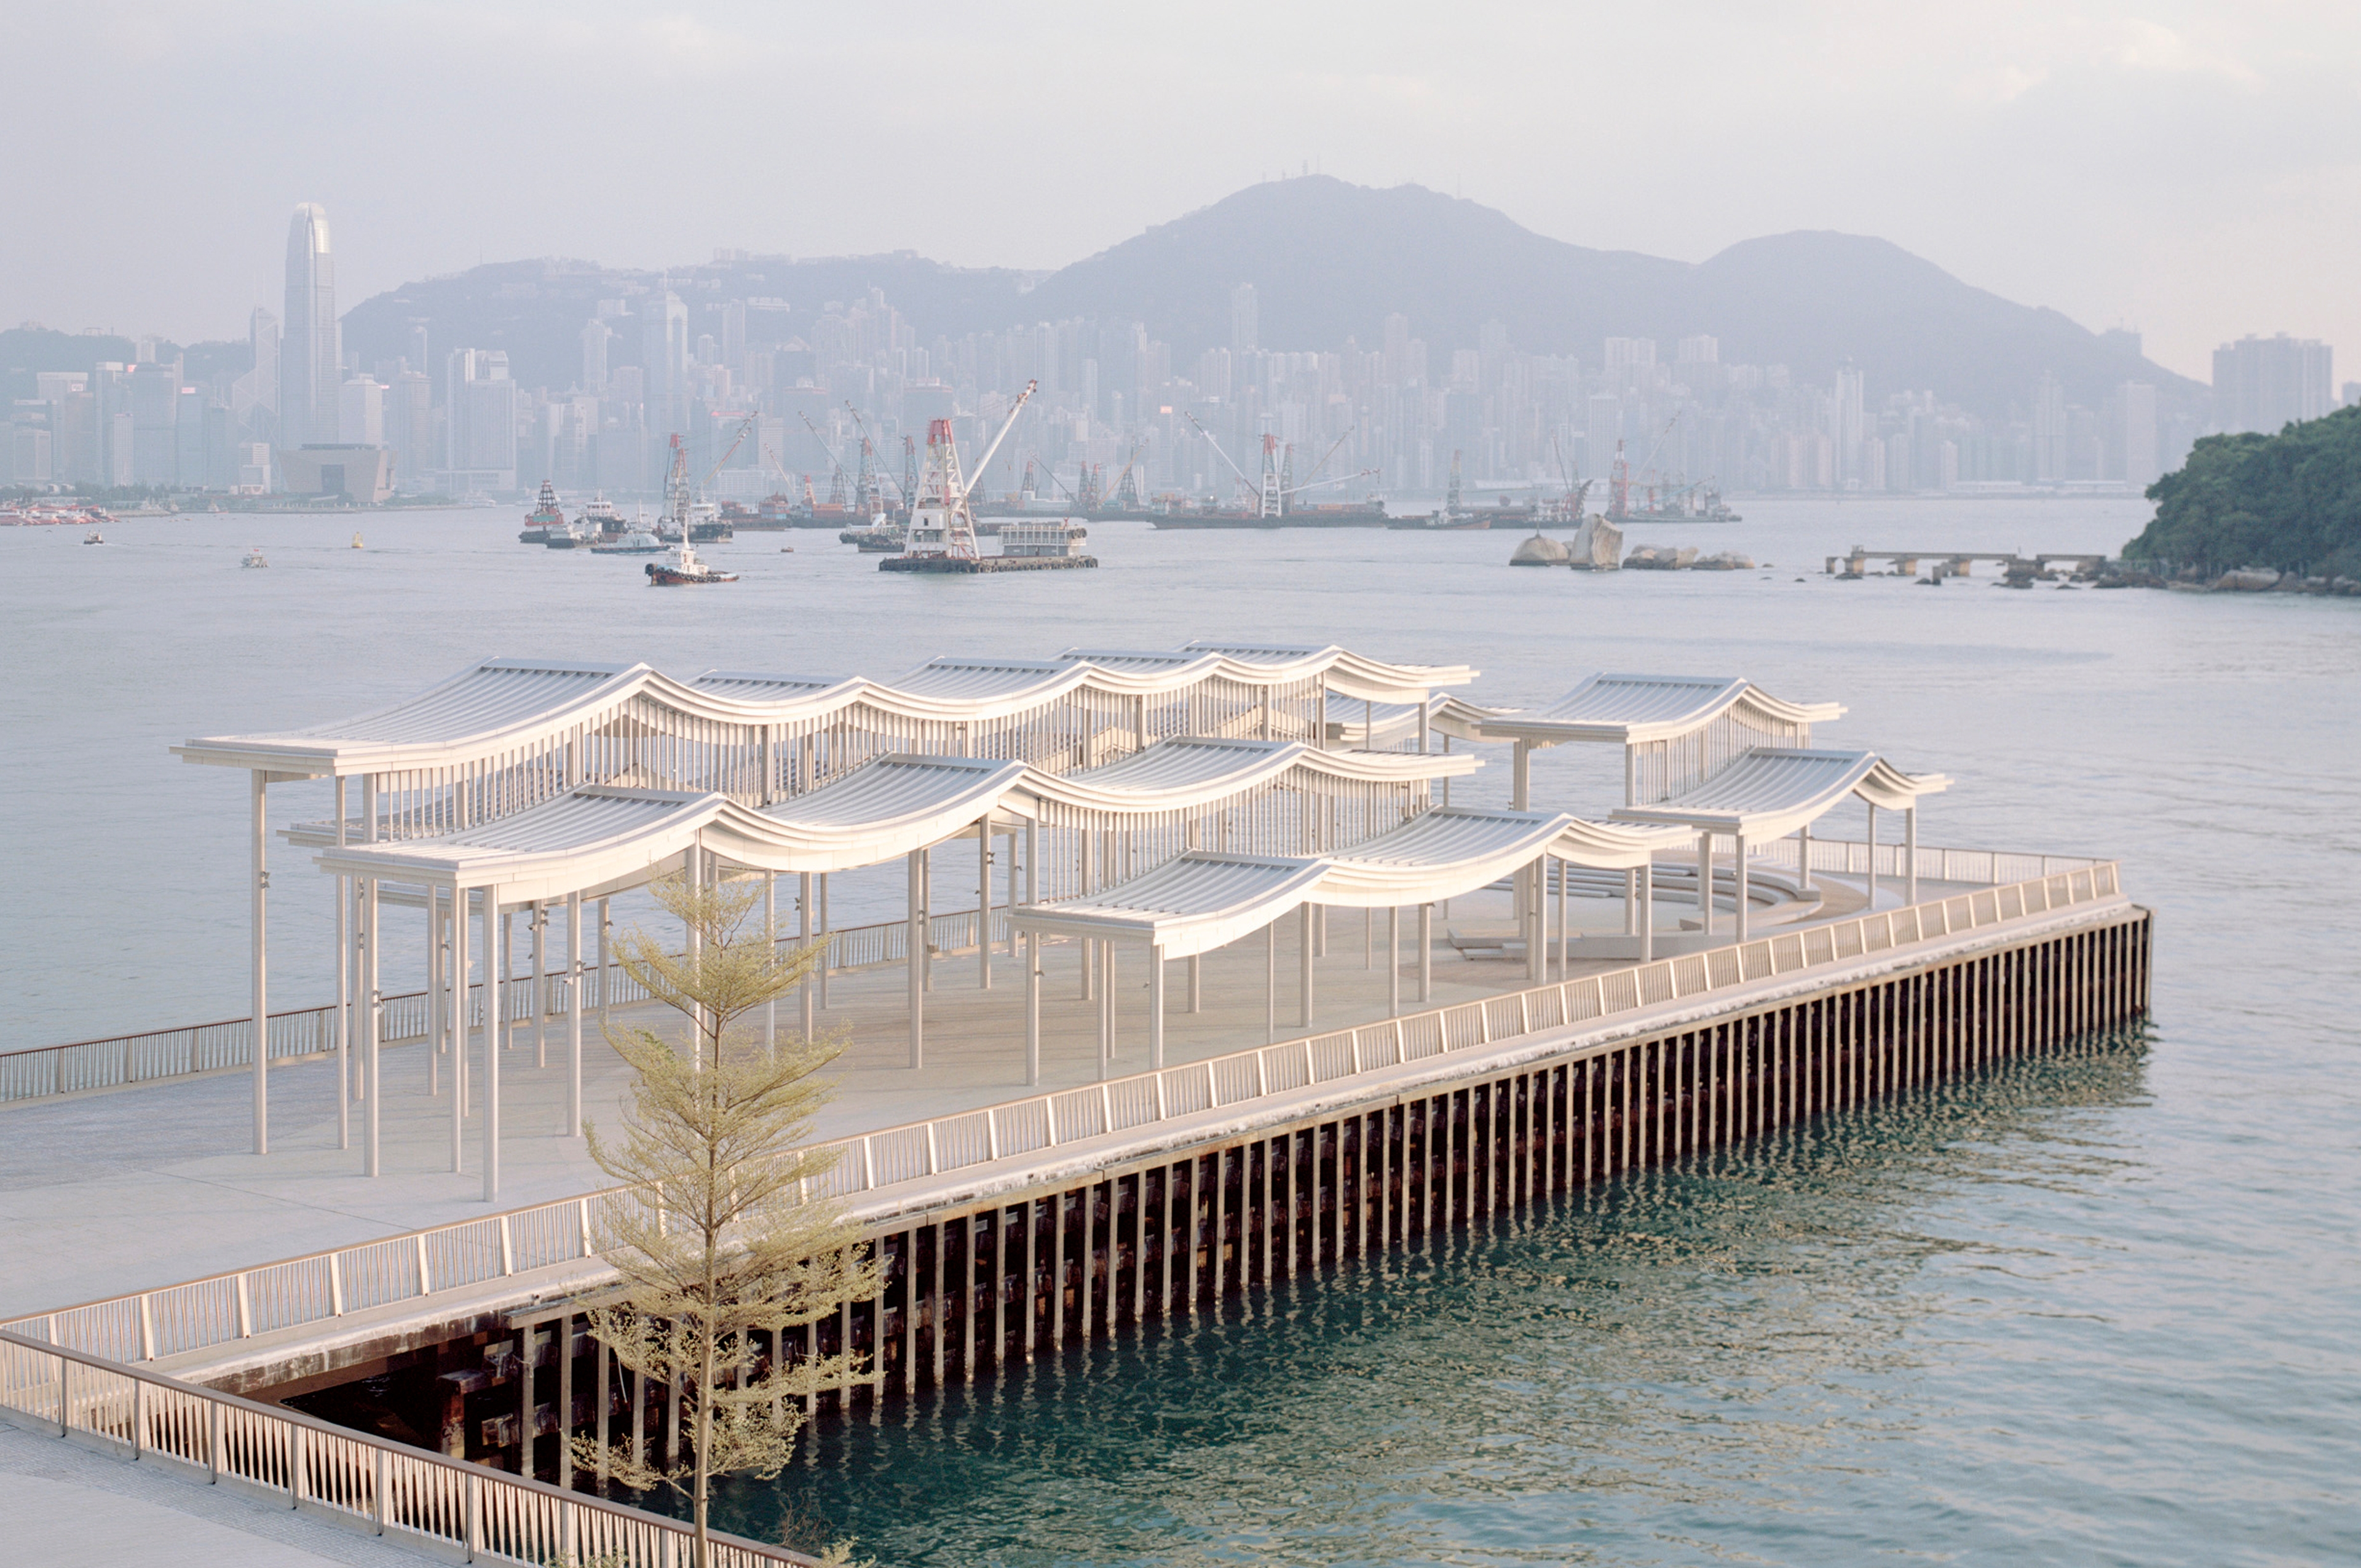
[589,526,665,556]
[579,491,627,539]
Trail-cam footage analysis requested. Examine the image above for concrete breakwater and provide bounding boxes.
[261,901,2149,1487]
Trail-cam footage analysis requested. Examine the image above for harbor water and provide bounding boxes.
[2,499,2354,1563]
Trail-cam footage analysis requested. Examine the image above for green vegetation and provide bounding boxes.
[2128,405,2361,579]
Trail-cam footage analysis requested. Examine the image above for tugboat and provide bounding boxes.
[641,440,737,583]
[82,528,105,545]
[646,537,738,586]
[518,480,568,544]
[242,545,267,568]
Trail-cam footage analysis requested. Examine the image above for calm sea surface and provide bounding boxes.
[2,499,2355,1563]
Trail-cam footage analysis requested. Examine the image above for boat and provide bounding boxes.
[656,498,733,544]
[82,529,105,545]
[579,491,627,539]
[840,517,906,553]
[1392,510,1491,532]
[518,480,568,544]
[645,537,738,586]
[590,527,666,555]
[878,389,1099,574]
[242,547,267,568]
[350,531,365,549]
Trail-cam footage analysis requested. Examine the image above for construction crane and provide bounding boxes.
[1105,445,1143,512]
[907,379,1037,560]
[844,402,903,514]
[698,413,758,491]
[1550,436,1593,524]
[1610,411,1683,521]
[900,435,918,521]
[797,411,854,510]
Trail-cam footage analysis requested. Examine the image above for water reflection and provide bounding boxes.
[650,1032,2153,1565]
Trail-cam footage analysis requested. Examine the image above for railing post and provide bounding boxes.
[130,1377,144,1459]
[137,1294,156,1362]
[207,1395,222,1483]
[986,1111,1002,1160]
[57,1355,71,1436]
[467,1469,483,1561]
[1042,1095,1059,1147]
[498,1216,513,1277]
[235,1274,252,1339]
[374,1446,390,1534]
[863,1136,877,1189]
[289,1421,304,1506]
[416,1234,432,1296]
[328,1253,345,1317]
[922,1125,936,1176]
[1099,1082,1114,1134]
[578,1198,592,1259]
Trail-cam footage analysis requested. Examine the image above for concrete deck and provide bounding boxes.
[0,1418,434,1566]
[1,877,1902,1321]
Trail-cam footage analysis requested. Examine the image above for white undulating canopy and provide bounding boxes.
[1608,748,1949,841]
[1476,672,1845,748]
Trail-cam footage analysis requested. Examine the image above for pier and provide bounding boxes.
[0,638,2152,1568]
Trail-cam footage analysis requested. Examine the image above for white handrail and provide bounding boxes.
[2,851,2125,1368]
[0,1329,817,1567]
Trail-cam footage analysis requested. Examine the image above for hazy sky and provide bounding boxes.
[9,1,2357,381]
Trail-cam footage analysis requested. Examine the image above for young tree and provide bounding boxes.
[572,869,879,1568]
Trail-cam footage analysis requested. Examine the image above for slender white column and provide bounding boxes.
[1024,818,1040,1086]
[250,770,268,1156]
[764,872,777,1057]
[1797,822,1813,892]
[565,889,582,1138]
[978,826,992,991]
[815,874,829,1009]
[1418,903,1432,1003]
[1097,941,1113,1077]
[920,846,934,993]
[1905,806,1919,906]
[1147,943,1165,1069]
[1526,858,1546,985]
[1387,906,1401,1017]
[500,909,514,1055]
[334,776,349,1152]
[1187,954,1201,1013]
[364,857,381,1178]
[1511,740,1532,951]
[1623,867,1637,935]
[1734,836,1750,944]
[596,896,611,1036]
[1639,861,1655,963]
[532,900,547,1069]
[1299,903,1315,1029]
[1418,696,1431,753]
[1696,831,1714,937]
[451,884,467,1174]
[797,871,813,1043]
[1265,922,1277,1043]
[1557,857,1569,978]
[481,883,502,1202]
[1865,803,1878,908]
[906,850,924,1069]
[427,887,442,1098]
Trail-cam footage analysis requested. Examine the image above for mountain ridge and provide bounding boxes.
[342,176,2199,419]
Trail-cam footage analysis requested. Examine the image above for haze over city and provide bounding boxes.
[9,1,2360,378]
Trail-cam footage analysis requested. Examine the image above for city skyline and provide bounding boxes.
[7,4,2359,382]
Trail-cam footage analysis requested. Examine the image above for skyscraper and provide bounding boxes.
[279,204,339,449]
[2212,335,2333,434]
[1230,284,1258,357]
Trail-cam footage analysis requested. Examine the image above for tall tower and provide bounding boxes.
[279,204,338,449]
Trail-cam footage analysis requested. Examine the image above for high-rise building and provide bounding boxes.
[129,362,180,484]
[279,204,339,449]
[340,376,385,446]
[2212,334,2333,434]
[2116,382,2157,488]
[388,370,433,487]
[1230,284,1259,357]
[1676,335,1719,366]
[232,308,279,445]
[2031,371,2066,481]
[580,319,611,392]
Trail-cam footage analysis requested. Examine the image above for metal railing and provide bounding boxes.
[0,908,1011,1104]
[0,1330,815,1567]
[2,848,2122,1369]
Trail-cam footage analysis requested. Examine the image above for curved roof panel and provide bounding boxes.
[1477,672,1843,746]
[1609,748,1949,840]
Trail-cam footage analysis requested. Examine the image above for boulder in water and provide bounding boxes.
[1569,513,1621,569]
[1509,530,1570,566]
